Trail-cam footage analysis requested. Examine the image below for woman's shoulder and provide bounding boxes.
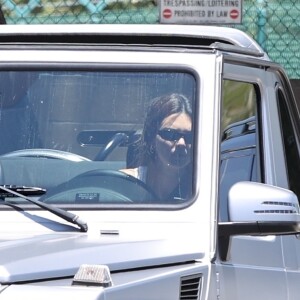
[120,166,147,182]
[120,168,138,178]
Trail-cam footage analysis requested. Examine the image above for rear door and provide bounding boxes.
[273,75,300,300]
[216,61,288,300]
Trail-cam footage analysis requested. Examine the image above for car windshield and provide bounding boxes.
[0,68,196,207]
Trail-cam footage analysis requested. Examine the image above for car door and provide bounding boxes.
[216,62,289,300]
[274,81,300,300]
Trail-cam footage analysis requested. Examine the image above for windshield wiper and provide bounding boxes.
[0,185,88,232]
[0,185,46,197]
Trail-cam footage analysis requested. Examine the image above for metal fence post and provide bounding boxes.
[256,0,267,50]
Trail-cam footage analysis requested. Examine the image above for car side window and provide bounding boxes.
[219,80,261,221]
[277,87,300,200]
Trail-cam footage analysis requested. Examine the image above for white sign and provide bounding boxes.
[160,0,242,24]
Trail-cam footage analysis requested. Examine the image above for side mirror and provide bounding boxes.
[229,181,300,222]
[218,181,300,261]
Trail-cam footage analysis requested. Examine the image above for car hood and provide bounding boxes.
[0,232,202,284]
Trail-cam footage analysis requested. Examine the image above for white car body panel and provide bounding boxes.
[0,24,299,300]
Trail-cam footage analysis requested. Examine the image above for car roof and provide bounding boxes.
[0,24,269,60]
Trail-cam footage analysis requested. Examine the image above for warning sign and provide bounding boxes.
[160,0,242,24]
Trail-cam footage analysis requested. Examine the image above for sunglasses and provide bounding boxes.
[158,128,193,144]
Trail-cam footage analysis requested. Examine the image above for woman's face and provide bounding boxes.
[154,112,192,169]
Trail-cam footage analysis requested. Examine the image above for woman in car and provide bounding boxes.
[121,93,193,202]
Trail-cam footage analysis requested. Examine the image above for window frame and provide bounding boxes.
[0,63,199,210]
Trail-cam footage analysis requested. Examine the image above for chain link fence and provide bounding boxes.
[0,0,299,78]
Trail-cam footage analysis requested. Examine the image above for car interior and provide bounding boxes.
[0,69,196,205]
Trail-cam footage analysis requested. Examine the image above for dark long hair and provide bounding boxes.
[140,93,192,165]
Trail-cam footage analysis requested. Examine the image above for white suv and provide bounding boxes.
[0,24,299,300]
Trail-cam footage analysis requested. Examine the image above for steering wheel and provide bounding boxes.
[40,169,156,204]
[95,133,128,161]
[0,149,91,162]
